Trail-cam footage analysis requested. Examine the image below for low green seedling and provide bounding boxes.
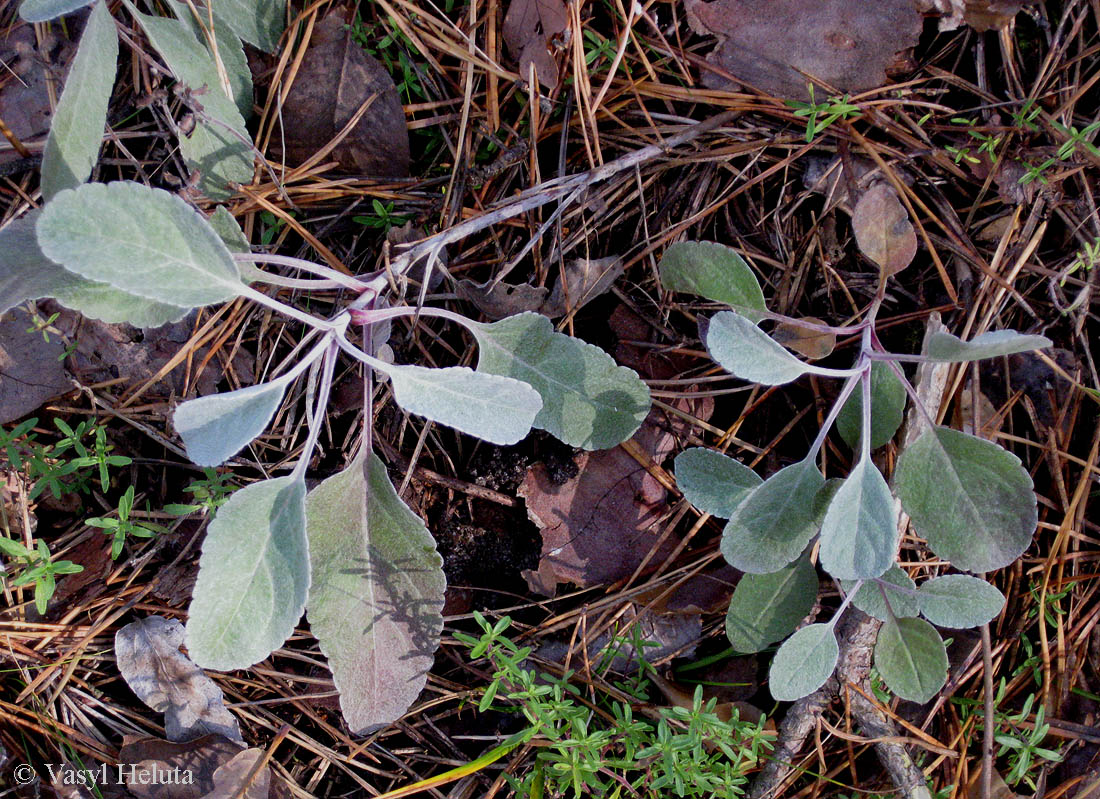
[2,0,650,738]
[786,86,861,142]
[86,486,169,560]
[163,468,236,516]
[1,417,132,501]
[661,238,1049,704]
[0,537,84,614]
[456,612,769,798]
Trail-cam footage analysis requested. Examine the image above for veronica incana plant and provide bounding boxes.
[663,239,1048,704]
[2,0,651,734]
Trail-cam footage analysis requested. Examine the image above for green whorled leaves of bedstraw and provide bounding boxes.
[467,312,650,450]
[186,475,309,670]
[305,449,445,734]
[895,426,1037,573]
[36,181,245,308]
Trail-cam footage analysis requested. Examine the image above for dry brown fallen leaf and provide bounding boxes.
[684,0,921,100]
[771,318,837,360]
[0,309,72,425]
[851,182,918,278]
[201,749,269,799]
[917,0,1030,32]
[115,616,244,744]
[456,255,623,320]
[519,397,711,596]
[502,0,569,88]
[277,10,409,176]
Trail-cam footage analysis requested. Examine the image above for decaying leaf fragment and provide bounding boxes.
[684,0,921,100]
[916,0,1030,32]
[278,12,409,176]
[456,256,623,319]
[771,318,836,360]
[115,616,244,743]
[503,0,569,88]
[851,182,918,277]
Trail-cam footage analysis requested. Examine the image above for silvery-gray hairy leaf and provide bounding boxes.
[926,329,1052,362]
[819,458,897,580]
[726,555,818,653]
[19,0,94,21]
[706,311,809,386]
[469,312,649,449]
[115,616,243,743]
[721,458,824,574]
[837,361,906,450]
[173,375,292,467]
[841,566,919,622]
[214,0,286,51]
[36,182,244,307]
[186,476,308,670]
[768,623,838,702]
[40,0,118,200]
[130,8,253,198]
[874,617,947,703]
[1,213,189,326]
[675,447,761,518]
[388,364,541,445]
[167,1,253,119]
[919,574,1005,628]
[306,449,445,734]
[658,241,766,320]
[895,426,1037,573]
[207,206,260,282]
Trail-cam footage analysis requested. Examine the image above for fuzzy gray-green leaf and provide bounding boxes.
[675,447,761,519]
[837,361,906,450]
[726,556,818,653]
[926,329,1052,363]
[173,375,292,467]
[919,574,1005,628]
[40,0,118,200]
[19,0,94,21]
[706,311,809,386]
[185,476,309,670]
[895,426,1037,573]
[36,182,243,307]
[214,0,285,51]
[167,1,253,118]
[721,458,824,574]
[130,8,253,198]
[841,566,920,622]
[306,449,445,734]
[819,458,897,580]
[388,364,542,445]
[658,241,766,320]
[469,312,649,449]
[875,617,947,703]
[768,623,838,701]
[2,213,189,326]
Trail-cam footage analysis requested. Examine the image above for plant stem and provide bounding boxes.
[237,253,370,292]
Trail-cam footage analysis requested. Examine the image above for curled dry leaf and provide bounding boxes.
[457,256,624,320]
[684,0,921,100]
[278,12,409,176]
[502,0,569,88]
[916,0,1030,32]
[771,318,836,360]
[851,182,918,277]
[115,616,244,744]
[202,749,270,799]
[519,398,711,595]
